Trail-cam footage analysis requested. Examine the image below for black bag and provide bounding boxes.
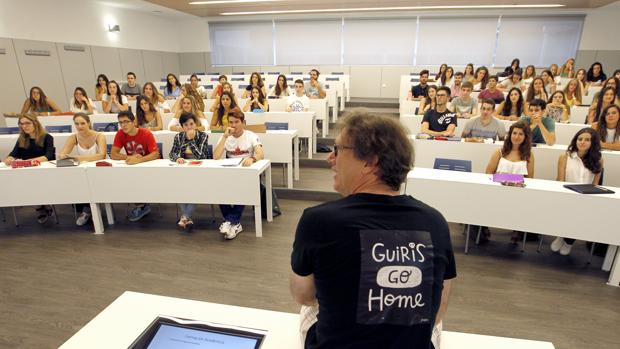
[260,183,281,218]
[316,143,332,153]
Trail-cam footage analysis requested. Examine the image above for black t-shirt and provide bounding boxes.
[291,193,456,349]
[422,109,457,132]
[411,84,429,98]
[9,133,55,160]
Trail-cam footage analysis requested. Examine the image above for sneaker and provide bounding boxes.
[550,237,564,253]
[128,205,151,222]
[36,206,52,224]
[225,223,243,240]
[560,242,573,256]
[178,216,188,228]
[219,221,232,234]
[76,212,91,226]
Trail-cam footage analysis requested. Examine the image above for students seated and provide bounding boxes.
[210,82,238,112]
[420,86,456,137]
[461,99,506,141]
[551,127,603,255]
[3,114,55,223]
[121,72,141,100]
[169,96,207,132]
[142,82,169,113]
[576,68,590,95]
[586,62,607,85]
[587,87,619,124]
[242,72,267,99]
[440,66,454,87]
[213,109,264,240]
[435,63,447,81]
[478,75,504,104]
[451,82,478,118]
[523,65,536,81]
[95,74,109,101]
[408,69,429,101]
[549,63,559,78]
[559,58,576,78]
[210,75,228,99]
[592,104,620,151]
[541,69,557,94]
[521,98,556,145]
[524,77,548,113]
[615,69,620,80]
[211,92,238,130]
[269,74,290,98]
[450,72,463,98]
[242,86,269,112]
[110,110,160,222]
[485,122,534,244]
[498,69,524,91]
[169,112,211,230]
[591,77,618,101]
[287,79,310,112]
[546,91,570,123]
[463,63,475,81]
[102,81,129,113]
[417,85,437,115]
[69,87,94,114]
[20,87,62,116]
[136,95,163,131]
[496,87,525,121]
[563,79,583,107]
[470,66,489,90]
[172,84,205,114]
[500,58,520,77]
[164,73,182,99]
[305,69,326,99]
[189,74,207,98]
[59,113,107,226]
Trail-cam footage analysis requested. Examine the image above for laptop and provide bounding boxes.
[563,184,615,195]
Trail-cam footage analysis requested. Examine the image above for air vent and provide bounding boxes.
[25,49,50,56]
[64,45,85,52]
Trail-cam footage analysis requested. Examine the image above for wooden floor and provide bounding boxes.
[1,200,619,349]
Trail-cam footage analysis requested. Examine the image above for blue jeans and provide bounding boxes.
[179,204,196,218]
[219,205,245,224]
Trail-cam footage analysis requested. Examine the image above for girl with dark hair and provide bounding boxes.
[95,74,109,101]
[463,63,475,81]
[593,104,620,151]
[587,86,619,124]
[417,85,437,115]
[164,73,182,99]
[243,86,269,112]
[20,87,62,116]
[136,95,162,131]
[550,127,603,255]
[546,91,570,123]
[575,68,589,95]
[524,78,548,115]
[496,87,524,121]
[563,79,583,107]
[592,77,620,101]
[498,69,523,91]
[586,62,607,85]
[211,91,238,130]
[102,81,128,113]
[523,65,536,81]
[70,87,94,114]
[541,69,557,94]
[500,58,520,77]
[440,67,454,87]
[435,64,447,81]
[243,72,267,98]
[471,66,489,90]
[190,74,207,98]
[270,74,290,98]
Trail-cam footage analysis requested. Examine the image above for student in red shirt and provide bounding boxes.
[110,110,160,221]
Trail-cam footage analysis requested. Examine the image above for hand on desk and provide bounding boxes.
[126,154,143,165]
[241,157,255,167]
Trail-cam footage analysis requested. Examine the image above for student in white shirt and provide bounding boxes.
[213,109,264,240]
[551,128,603,255]
[190,74,207,98]
[102,81,129,113]
[287,79,310,112]
[70,87,94,114]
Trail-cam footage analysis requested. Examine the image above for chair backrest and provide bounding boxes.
[331,72,344,75]
[93,122,119,132]
[267,72,280,75]
[46,125,72,133]
[231,77,245,81]
[265,122,289,130]
[433,158,472,172]
[232,72,245,75]
[0,127,20,135]
[290,71,303,75]
[207,144,213,159]
[157,142,163,159]
[208,72,220,75]
[326,77,340,81]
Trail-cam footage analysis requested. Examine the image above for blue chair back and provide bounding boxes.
[290,72,303,75]
[157,142,163,159]
[265,122,289,130]
[232,72,245,75]
[302,77,310,81]
[231,77,245,81]
[239,84,249,90]
[0,127,20,135]
[106,144,113,156]
[46,125,72,133]
[194,72,205,75]
[208,72,220,75]
[204,84,214,89]
[93,122,119,132]
[267,95,278,99]
[326,77,340,81]
[267,72,280,75]
[331,72,344,75]
[433,158,472,172]
[210,77,219,81]
[286,77,293,81]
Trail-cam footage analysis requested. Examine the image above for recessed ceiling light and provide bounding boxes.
[190,0,281,4]
[221,4,565,15]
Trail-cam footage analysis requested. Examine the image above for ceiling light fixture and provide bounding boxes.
[190,0,281,5]
[221,4,565,15]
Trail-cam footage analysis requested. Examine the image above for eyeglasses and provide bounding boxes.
[118,120,133,125]
[436,93,449,98]
[333,144,353,157]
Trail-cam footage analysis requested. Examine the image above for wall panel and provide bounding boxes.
[0,38,27,113]
[56,43,96,108]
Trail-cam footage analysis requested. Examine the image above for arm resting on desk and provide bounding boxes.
[290,272,317,306]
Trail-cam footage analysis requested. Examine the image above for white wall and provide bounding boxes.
[0,0,209,52]
[579,1,620,50]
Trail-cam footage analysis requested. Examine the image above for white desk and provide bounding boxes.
[84,159,272,237]
[410,138,620,187]
[266,99,329,138]
[245,112,317,158]
[60,291,556,349]
[405,168,620,287]
[401,114,592,145]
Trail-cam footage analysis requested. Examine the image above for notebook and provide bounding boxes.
[563,184,615,195]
